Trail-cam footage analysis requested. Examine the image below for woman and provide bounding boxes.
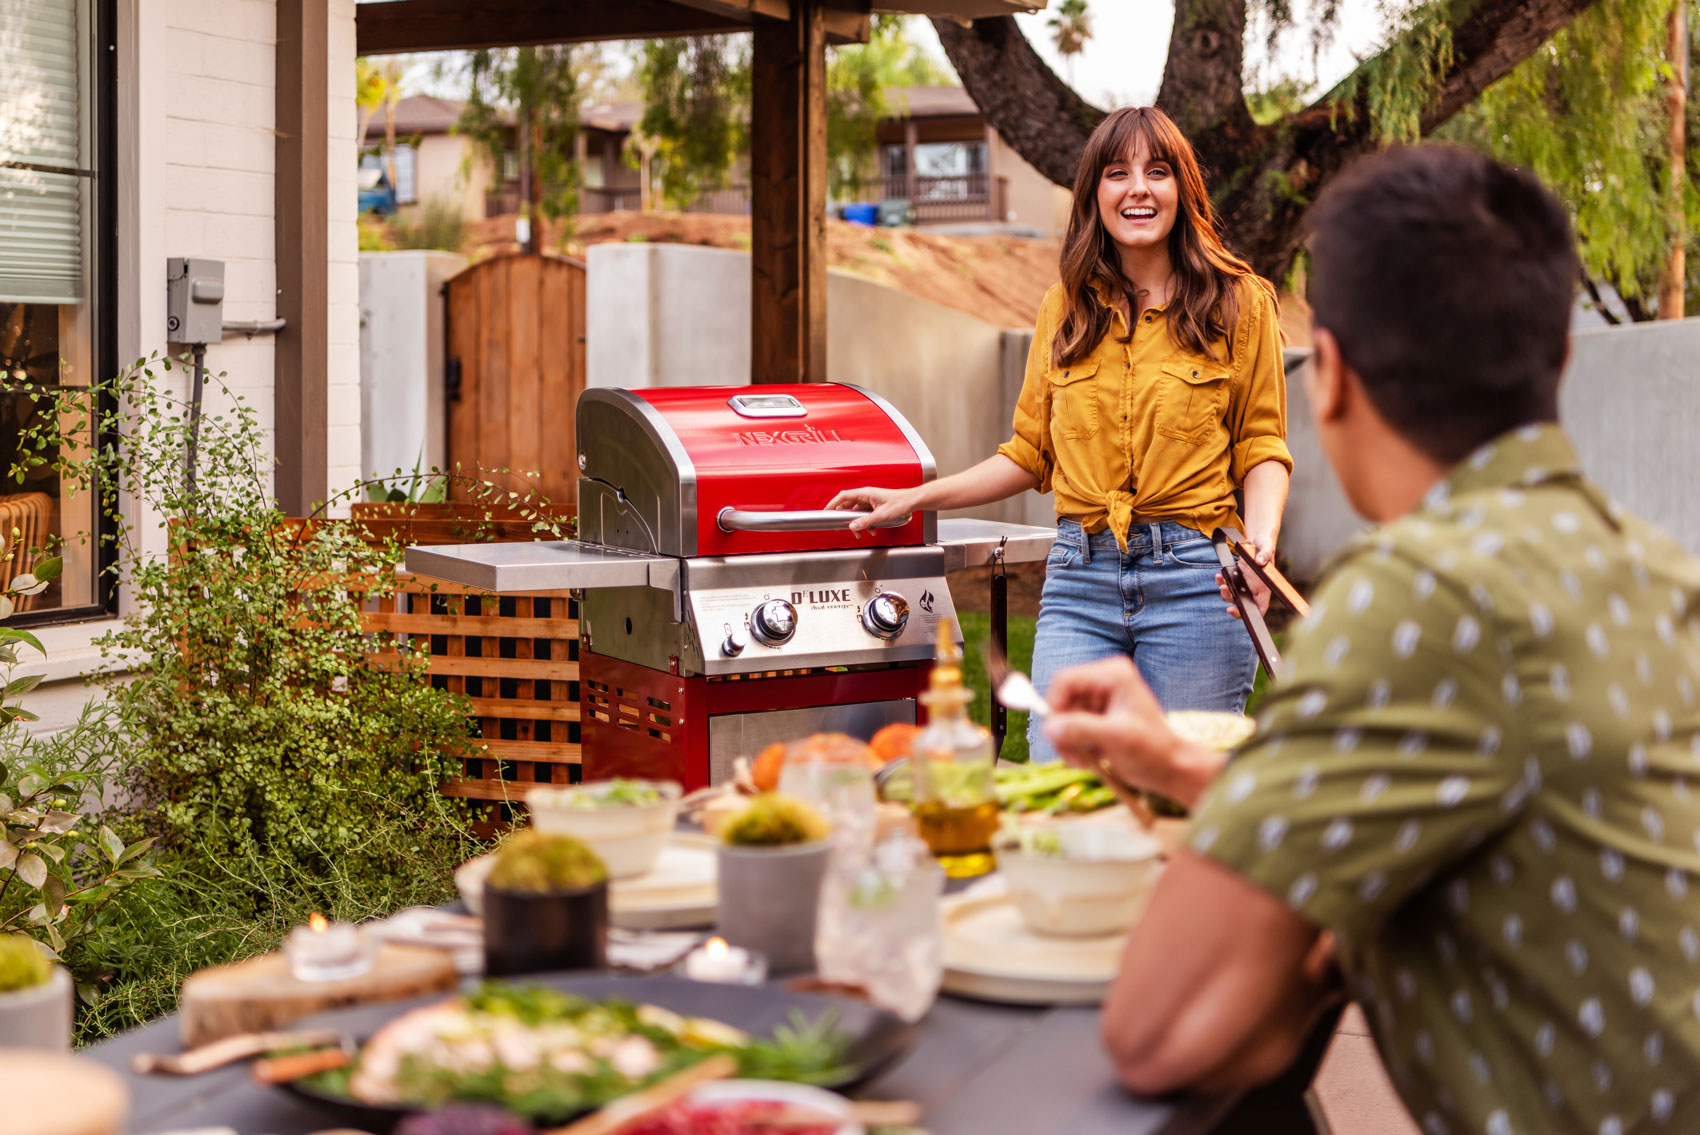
[828,106,1290,763]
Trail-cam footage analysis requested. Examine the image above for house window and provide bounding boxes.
[0,0,115,624]
[502,150,520,183]
[913,142,988,197]
[393,144,417,204]
[882,145,906,181]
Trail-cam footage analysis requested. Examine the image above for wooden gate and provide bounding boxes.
[444,253,586,507]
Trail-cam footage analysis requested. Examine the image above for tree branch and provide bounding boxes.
[930,15,1104,188]
[1155,0,1255,141]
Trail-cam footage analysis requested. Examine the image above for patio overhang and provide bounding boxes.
[351,0,1045,386]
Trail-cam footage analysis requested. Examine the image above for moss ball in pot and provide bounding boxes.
[715,794,834,975]
[482,831,610,977]
[0,934,72,1050]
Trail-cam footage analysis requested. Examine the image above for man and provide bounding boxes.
[1045,144,1700,1135]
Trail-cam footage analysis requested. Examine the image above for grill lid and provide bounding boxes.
[577,383,935,557]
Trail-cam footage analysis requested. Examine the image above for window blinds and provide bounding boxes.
[0,0,86,304]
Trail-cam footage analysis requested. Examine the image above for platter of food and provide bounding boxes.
[281,975,914,1132]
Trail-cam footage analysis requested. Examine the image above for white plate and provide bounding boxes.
[455,833,718,931]
[939,880,1130,1005]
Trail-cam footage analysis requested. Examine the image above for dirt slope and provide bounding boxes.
[471,211,1312,342]
[473,211,1061,330]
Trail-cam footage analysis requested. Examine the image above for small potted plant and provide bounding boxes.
[715,794,834,974]
[482,831,609,977]
[0,934,71,1050]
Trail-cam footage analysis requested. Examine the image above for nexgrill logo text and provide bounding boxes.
[735,425,847,446]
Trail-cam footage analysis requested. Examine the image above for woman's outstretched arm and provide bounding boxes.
[825,455,1039,532]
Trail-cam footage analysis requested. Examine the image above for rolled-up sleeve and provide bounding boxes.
[995,290,1057,492]
[1227,282,1293,484]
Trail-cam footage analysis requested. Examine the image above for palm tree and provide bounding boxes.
[1048,0,1092,89]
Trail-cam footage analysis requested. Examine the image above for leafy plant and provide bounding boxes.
[391,196,471,253]
[486,831,606,893]
[720,794,831,848]
[7,353,497,1035]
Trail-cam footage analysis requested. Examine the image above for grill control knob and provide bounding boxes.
[862,592,909,639]
[721,627,748,657]
[750,599,798,647]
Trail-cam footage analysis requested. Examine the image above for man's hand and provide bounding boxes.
[1041,656,1225,810]
[824,485,919,533]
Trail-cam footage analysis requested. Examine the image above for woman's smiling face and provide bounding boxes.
[1096,137,1179,255]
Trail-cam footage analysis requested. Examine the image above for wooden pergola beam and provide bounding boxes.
[357,0,746,54]
[357,0,869,54]
[750,1,829,383]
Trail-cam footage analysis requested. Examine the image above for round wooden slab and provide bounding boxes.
[0,1050,128,1135]
[178,943,459,1047]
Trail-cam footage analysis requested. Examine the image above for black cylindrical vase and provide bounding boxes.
[482,882,609,977]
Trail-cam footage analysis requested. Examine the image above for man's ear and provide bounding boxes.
[1306,328,1348,425]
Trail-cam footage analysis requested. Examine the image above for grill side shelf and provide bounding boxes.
[403,542,680,594]
[935,519,1057,573]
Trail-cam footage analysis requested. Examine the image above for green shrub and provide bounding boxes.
[8,354,492,1038]
[392,195,469,251]
[0,934,51,993]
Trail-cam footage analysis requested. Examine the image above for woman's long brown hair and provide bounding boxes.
[1052,106,1273,369]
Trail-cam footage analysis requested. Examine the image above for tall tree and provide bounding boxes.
[633,36,751,212]
[931,1,1602,283]
[1444,0,1697,320]
[458,47,583,253]
[1048,0,1094,88]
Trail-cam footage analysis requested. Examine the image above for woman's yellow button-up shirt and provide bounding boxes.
[996,276,1292,551]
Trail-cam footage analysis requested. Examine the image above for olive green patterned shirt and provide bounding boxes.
[1192,425,1700,1135]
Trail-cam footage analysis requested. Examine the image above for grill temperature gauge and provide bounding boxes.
[862,592,909,639]
[750,599,798,646]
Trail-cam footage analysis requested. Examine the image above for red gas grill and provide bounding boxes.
[406,384,1051,790]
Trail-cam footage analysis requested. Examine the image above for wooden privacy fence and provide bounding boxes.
[444,253,586,508]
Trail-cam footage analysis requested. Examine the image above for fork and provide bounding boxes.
[980,637,1156,830]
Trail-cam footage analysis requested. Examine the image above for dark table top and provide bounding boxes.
[85,975,1233,1135]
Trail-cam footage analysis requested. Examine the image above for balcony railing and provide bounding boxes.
[880,172,997,223]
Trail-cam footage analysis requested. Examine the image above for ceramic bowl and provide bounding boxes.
[525,780,682,880]
[994,822,1162,938]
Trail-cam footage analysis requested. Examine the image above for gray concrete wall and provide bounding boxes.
[586,242,1048,527]
[1279,317,1700,579]
[358,250,466,484]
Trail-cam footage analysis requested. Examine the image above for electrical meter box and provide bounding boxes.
[166,258,225,345]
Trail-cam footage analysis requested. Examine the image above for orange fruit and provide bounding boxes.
[751,742,787,792]
[869,722,920,765]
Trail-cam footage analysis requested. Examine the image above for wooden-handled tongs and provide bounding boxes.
[1211,528,1309,683]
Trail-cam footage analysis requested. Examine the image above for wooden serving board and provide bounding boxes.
[178,944,459,1047]
[0,1051,128,1135]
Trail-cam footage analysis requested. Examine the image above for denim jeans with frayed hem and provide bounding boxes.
[1026,518,1259,765]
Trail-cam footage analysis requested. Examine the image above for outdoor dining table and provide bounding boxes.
[84,964,1332,1135]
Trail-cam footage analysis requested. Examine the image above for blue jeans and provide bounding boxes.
[1027,519,1259,764]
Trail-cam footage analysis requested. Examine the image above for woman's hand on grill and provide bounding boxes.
[825,486,918,533]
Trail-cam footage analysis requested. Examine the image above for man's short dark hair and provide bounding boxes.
[1306,144,1580,464]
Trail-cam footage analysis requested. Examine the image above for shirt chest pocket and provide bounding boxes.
[1048,359,1101,442]
[1155,355,1230,445]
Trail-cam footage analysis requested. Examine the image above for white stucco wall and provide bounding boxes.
[359,250,466,481]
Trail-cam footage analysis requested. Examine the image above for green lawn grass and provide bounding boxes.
[957,610,1038,763]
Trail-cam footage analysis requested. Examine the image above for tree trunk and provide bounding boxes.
[520,104,538,255]
[1660,0,1688,319]
[934,0,1601,284]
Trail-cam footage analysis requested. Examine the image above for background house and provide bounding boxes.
[366,86,1066,234]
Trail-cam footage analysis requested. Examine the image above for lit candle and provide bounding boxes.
[285,913,375,982]
[682,937,766,985]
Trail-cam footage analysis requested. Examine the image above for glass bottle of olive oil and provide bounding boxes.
[911,620,998,878]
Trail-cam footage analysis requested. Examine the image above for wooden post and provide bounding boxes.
[904,117,919,205]
[275,0,329,515]
[750,1,827,384]
[1660,0,1688,319]
[984,120,998,222]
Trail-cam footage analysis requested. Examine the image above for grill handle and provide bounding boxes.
[716,507,911,533]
